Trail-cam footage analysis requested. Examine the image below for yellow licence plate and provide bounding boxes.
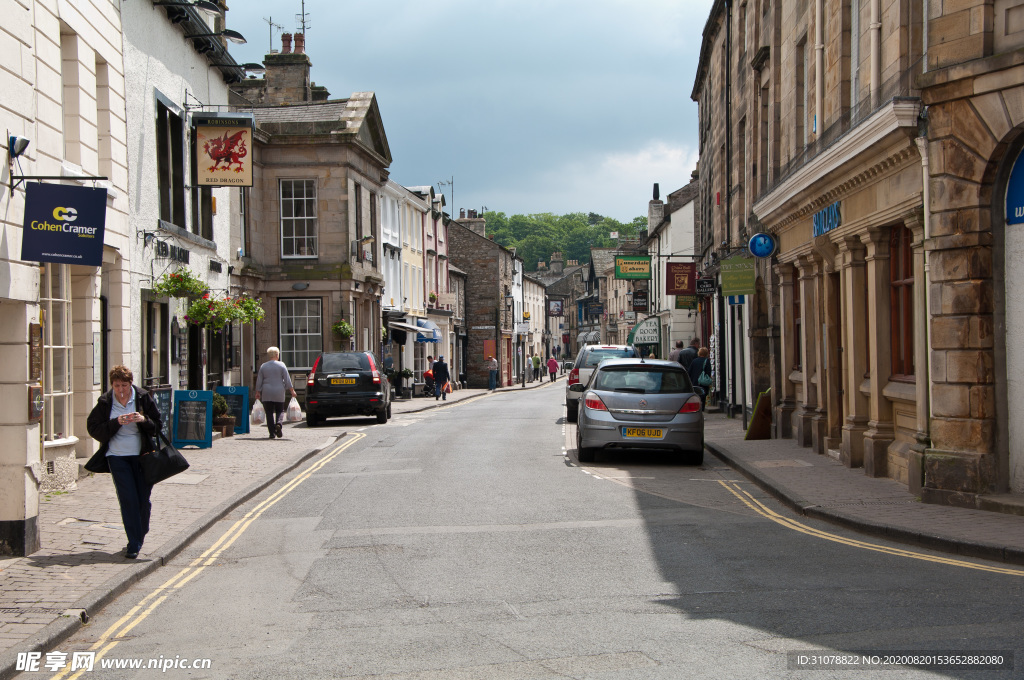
[623,427,663,439]
[331,378,357,385]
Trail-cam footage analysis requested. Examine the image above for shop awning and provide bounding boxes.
[415,318,441,343]
[576,331,599,344]
[388,321,423,334]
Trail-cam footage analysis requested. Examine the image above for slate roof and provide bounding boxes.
[590,247,618,276]
[252,100,351,125]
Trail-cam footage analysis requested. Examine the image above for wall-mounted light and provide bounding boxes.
[210,62,266,73]
[187,29,247,45]
[8,135,30,159]
[291,282,309,291]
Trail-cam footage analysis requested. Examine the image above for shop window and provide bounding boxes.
[142,301,169,387]
[890,225,914,379]
[279,298,322,370]
[281,179,318,258]
[42,265,74,441]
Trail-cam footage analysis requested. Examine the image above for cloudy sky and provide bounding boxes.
[228,1,713,223]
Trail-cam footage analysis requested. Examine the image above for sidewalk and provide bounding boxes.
[0,376,560,679]
[703,413,1024,566]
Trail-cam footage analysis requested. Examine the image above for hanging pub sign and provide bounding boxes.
[1007,146,1024,225]
[748,232,778,258]
[632,289,649,312]
[21,183,107,267]
[614,255,652,280]
[720,258,756,296]
[548,299,564,317]
[696,278,716,295]
[665,262,697,295]
[192,113,254,187]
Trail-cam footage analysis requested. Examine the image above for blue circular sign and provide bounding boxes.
[748,232,777,258]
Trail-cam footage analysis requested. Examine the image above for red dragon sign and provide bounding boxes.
[194,118,253,186]
[203,130,247,173]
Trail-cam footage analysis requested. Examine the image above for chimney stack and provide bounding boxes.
[281,33,293,53]
[460,209,466,219]
[294,33,305,54]
[551,251,564,276]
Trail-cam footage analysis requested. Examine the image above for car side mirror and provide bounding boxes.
[568,383,586,393]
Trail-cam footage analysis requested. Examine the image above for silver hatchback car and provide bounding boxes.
[571,358,704,464]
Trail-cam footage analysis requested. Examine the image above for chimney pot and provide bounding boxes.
[294,33,305,54]
[460,209,465,218]
[281,33,293,53]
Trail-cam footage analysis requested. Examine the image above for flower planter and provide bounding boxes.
[213,416,235,438]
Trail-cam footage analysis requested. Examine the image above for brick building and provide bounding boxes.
[448,220,517,388]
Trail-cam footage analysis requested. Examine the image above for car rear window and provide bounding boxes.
[320,353,370,372]
[583,348,637,367]
[594,367,692,394]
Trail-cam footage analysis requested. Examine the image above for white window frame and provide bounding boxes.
[280,178,318,259]
[278,298,323,370]
[42,264,74,442]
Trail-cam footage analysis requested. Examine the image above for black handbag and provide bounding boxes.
[83,449,110,474]
[140,430,190,485]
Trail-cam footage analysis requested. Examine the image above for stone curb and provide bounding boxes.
[0,434,345,680]
[705,440,1024,567]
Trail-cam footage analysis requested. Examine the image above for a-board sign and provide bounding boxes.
[150,387,173,441]
[215,386,250,434]
[173,390,212,449]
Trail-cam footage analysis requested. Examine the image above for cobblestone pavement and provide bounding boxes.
[0,377,560,679]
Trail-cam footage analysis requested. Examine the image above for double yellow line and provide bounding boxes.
[53,433,366,679]
[719,480,1024,576]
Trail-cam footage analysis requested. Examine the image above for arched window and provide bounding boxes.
[890,225,914,378]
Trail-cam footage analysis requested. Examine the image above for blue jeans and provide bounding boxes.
[107,455,152,553]
[488,370,497,390]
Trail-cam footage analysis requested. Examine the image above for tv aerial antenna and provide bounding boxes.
[296,0,311,38]
[263,16,283,52]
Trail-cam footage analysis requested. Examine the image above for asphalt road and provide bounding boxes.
[28,386,1024,679]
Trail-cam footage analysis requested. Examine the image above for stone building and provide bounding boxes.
[693,0,1024,507]
[1,0,132,554]
[448,219,517,389]
[230,35,391,385]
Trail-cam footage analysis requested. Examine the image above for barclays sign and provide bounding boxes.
[812,201,842,238]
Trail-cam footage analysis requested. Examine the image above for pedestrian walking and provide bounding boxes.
[532,352,542,382]
[679,337,701,370]
[688,347,712,410]
[488,355,498,391]
[254,346,296,439]
[423,355,435,396]
[432,355,451,400]
[85,365,162,560]
[667,340,685,363]
[547,356,559,382]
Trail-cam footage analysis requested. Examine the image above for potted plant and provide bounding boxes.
[211,392,235,438]
[152,268,207,299]
[428,291,437,306]
[398,367,414,399]
[332,319,353,340]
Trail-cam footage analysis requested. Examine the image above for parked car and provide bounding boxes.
[304,351,392,426]
[564,344,641,422]
[570,358,704,464]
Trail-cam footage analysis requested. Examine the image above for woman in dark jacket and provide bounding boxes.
[86,365,162,559]
[687,347,712,410]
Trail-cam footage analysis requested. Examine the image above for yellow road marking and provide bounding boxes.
[52,433,366,679]
[718,481,1024,576]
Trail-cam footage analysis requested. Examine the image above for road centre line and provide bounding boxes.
[51,433,367,680]
[718,481,1024,577]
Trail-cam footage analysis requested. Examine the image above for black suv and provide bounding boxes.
[304,351,392,426]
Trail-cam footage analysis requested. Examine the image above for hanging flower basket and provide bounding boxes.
[184,294,266,330]
[332,319,353,339]
[152,268,207,299]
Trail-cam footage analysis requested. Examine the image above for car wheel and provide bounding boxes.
[305,412,319,427]
[376,408,388,424]
[576,424,595,463]
[386,402,392,419]
[565,403,578,423]
[686,448,704,466]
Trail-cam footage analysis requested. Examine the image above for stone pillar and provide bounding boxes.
[794,256,819,447]
[906,214,930,492]
[862,227,894,477]
[810,257,830,455]
[774,261,797,438]
[840,236,869,468]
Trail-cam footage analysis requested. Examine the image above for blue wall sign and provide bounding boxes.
[173,390,213,449]
[1007,147,1024,225]
[748,232,778,258]
[21,183,107,266]
[812,201,842,237]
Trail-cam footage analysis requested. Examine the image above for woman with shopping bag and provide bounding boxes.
[254,346,296,439]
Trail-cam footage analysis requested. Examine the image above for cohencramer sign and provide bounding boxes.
[21,183,107,267]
